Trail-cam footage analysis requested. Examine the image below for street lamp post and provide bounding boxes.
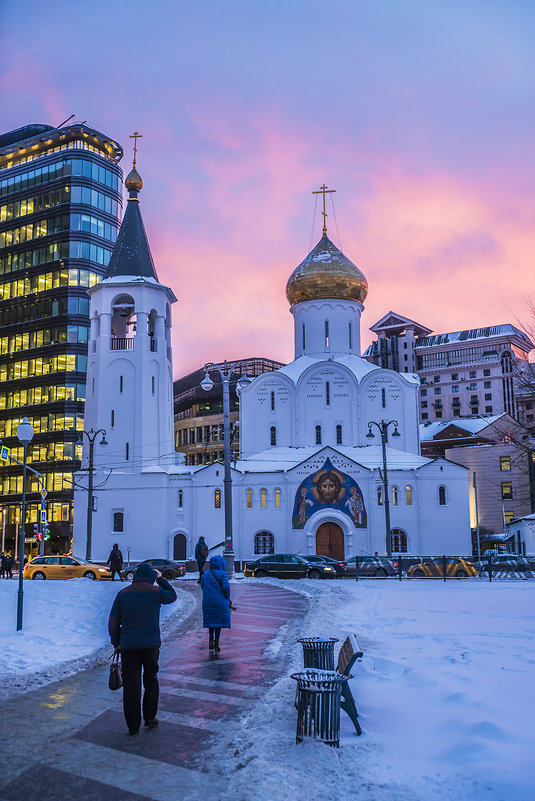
[16,416,34,631]
[80,429,108,561]
[201,362,251,579]
[366,419,400,558]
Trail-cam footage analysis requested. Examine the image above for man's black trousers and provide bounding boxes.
[120,647,160,732]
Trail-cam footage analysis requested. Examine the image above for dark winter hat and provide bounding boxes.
[133,562,157,584]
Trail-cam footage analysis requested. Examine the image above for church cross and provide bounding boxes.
[129,130,143,169]
[312,183,336,235]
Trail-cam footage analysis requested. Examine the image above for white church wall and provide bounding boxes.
[416,461,471,554]
[296,363,357,448]
[360,371,420,454]
[240,372,296,457]
[290,298,363,358]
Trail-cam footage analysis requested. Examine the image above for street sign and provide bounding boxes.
[40,488,47,499]
[0,446,9,462]
[40,511,47,523]
[41,500,46,511]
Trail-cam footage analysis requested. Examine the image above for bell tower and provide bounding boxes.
[83,156,177,471]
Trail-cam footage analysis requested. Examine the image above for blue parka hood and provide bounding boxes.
[209,554,225,571]
[133,563,157,584]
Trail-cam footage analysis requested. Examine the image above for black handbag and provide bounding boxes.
[109,651,123,690]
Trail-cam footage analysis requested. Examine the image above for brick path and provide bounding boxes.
[0,582,307,801]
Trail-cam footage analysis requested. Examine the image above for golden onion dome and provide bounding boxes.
[286,234,368,306]
[125,167,143,192]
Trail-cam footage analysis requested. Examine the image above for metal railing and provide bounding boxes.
[110,337,134,350]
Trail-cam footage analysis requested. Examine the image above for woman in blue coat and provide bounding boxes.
[201,554,231,652]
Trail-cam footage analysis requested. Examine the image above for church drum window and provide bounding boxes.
[178,489,183,508]
[349,322,353,350]
[325,320,329,348]
[381,388,386,408]
[254,531,274,555]
[325,381,330,406]
[271,391,275,411]
[302,323,306,351]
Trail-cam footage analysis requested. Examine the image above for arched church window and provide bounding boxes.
[326,381,330,405]
[391,529,407,552]
[274,488,281,508]
[178,489,183,508]
[336,424,342,445]
[246,488,253,508]
[270,426,277,446]
[325,320,329,348]
[254,531,274,555]
[302,323,306,351]
[349,322,353,350]
[405,485,413,505]
[271,391,275,411]
[119,375,124,394]
[214,489,221,509]
[377,486,383,506]
[113,511,124,532]
[111,410,115,428]
[381,388,386,408]
[391,486,399,506]
[151,376,155,396]
[315,425,322,445]
[438,485,447,506]
[260,488,267,509]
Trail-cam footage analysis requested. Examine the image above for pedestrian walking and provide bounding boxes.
[0,552,6,578]
[107,543,124,580]
[201,554,231,652]
[194,536,209,584]
[5,554,13,578]
[108,562,177,736]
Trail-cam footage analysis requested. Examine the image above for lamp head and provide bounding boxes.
[17,416,34,446]
[236,371,252,394]
[392,427,401,438]
[100,432,108,446]
[366,425,375,440]
[200,372,214,392]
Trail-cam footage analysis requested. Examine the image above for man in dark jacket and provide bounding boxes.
[107,543,124,580]
[108,562,177,735]
[194,536,209,584]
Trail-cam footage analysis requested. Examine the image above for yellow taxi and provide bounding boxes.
[407,556,477,578]
[24,555,112,580]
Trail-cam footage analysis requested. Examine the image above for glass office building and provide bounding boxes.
[0,123,123,555]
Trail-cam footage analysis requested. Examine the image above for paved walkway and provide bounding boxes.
[0,582,307,801]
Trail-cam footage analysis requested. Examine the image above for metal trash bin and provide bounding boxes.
[297,637,339,670]
[291,669,348,747]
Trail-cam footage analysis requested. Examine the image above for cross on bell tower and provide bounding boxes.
[312,183,336,235]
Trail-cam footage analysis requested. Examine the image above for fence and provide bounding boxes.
[350,554,535,581]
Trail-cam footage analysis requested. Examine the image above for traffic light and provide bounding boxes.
[42,522,50,541]
[33,524,42,542]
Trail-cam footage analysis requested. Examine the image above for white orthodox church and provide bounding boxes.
[73,167,471,563]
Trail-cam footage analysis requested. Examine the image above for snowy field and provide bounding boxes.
[221,578,535,801]
[0,578,193,697]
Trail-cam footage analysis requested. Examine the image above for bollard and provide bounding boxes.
[488,553,493,583]
[442,554,447,582]
[355,555,359,582]
[291,670,348,747]
[398,556,403,581]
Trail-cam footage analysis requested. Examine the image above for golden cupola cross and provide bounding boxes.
[312,183,336,235]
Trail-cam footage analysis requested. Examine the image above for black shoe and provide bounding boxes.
[144,719,159,729]
[128,728,140,736]
[214,643,220,653]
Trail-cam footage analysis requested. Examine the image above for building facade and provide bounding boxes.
[73,173,471,563]
[174,358,284,466]
[0,122,123,555]
[364,312,534,423]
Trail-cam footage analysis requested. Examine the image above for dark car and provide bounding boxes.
[479,554,534,573]
[244,553,337,579]
[303,554,347,576]
[345,555,398,577]
[122,558,186,581]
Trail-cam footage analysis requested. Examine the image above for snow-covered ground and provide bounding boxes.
[221,578,535,801]
[0,577,193,697]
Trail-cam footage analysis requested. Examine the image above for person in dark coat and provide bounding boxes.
[0,552,6,579]
[5,554,13,578]
[108,562,177,735]
[107,543,124,580]
[194,536,209,584]
[201,554,231,652]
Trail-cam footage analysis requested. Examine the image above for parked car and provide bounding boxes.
[122,558,186,581]
[407,557,477,578]
[24,555,112,580]
[303,554,347,576]
[345,555,398,577]
[244,553,337,579]
[479,554,534,573]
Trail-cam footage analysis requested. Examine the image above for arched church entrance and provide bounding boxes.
[316,522,345,560]
[173,533,186,561]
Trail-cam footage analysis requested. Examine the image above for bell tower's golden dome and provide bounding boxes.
[286,233,368,306]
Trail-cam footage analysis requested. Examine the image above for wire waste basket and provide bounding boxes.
[291,669,348,747]
[297,637,339,670]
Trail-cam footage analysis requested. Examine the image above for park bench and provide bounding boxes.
[336,634,364,736]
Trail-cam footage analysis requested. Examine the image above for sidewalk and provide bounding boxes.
[0,582,307,801]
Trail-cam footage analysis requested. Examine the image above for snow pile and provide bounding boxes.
[0,578,192,695]
[221,579,534,801]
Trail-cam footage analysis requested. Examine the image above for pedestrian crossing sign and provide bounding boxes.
[0,446,9,462]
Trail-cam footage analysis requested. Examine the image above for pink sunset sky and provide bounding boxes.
[2,0,535,376]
